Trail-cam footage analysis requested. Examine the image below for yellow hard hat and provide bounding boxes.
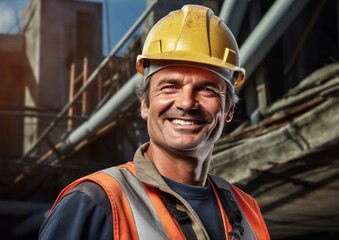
[136,4,245,87]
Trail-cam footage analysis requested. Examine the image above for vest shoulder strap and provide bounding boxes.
[210,175,257,240]
[161,193,198,240]
[100,166,169,239]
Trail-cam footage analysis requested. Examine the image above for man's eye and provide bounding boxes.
[199,87,224,98]
[201,87,216,93]
[202,87,213,91]
[161,85,178,90]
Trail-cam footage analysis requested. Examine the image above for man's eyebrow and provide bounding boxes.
[198,80,224,90]
[157,78,181,86]
[155,78,224,90]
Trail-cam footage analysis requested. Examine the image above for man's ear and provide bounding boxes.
[225,104,234,123]
[140,99,148,120]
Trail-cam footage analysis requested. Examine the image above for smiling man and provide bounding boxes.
[140,66,230,186]
[39,5,270,240]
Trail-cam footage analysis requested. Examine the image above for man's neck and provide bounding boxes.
[146,142,213,186]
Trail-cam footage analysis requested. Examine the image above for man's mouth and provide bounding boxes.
[170,119,202,125]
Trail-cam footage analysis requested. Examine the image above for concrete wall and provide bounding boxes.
[23,0,41,155]
[39,0,102,110]
[22,0,102,155]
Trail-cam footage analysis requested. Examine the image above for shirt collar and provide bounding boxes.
[133,142,170,191]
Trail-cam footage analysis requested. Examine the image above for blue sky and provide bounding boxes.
[0,0,28,33]
[0,0,146,55]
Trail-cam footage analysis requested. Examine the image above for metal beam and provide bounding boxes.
[60,73,142,153]
[219,0,248,38]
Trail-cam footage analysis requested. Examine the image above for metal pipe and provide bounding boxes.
[60,73,143,153]
[219,0,249,38]
[238,0,310,92]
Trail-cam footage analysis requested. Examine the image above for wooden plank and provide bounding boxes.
[264,77,339,115]
[210,97,339,183]
[67,63,75,131]
[82,58,88,116]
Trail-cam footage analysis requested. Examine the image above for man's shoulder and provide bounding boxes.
[40,181,113,239]
[70,181,109,200]
[61,163,135,204]
[63,181,112,214]
[55,163,137,216]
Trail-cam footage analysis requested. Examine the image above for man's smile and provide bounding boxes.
[163,109,211,126]
[170,119,202,125]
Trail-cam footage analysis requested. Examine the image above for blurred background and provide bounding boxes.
[0,0,338,239]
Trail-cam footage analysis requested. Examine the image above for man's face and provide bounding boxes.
[141,66,234,154]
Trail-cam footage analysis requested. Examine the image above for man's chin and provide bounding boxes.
[166,139,208,152]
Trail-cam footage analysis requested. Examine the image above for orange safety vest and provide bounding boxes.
[50,162,270,240]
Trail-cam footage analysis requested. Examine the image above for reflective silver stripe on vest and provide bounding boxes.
[100,167,169,240]
[210,176,257,240]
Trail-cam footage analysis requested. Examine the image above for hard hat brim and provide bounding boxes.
[137,54,245,87]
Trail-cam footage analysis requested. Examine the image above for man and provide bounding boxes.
[39,5,270,240]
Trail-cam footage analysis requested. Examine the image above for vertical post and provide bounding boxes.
[256,68,269,114]
[68,63,75,131]
[82,57,88,116]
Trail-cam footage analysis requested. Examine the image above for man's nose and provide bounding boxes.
[174,88,199,111]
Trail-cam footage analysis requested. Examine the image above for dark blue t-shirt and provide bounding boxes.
[164,177,226,240]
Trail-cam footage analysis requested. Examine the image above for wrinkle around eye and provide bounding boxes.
[198,87,225,99]
[159,84,181,94]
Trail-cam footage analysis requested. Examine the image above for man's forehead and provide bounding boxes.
[153,66,225,81]
[150,67,227,91]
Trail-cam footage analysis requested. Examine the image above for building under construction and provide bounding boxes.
[0,0,338,239]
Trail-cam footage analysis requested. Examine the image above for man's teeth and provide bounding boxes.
[171,119,197,125]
